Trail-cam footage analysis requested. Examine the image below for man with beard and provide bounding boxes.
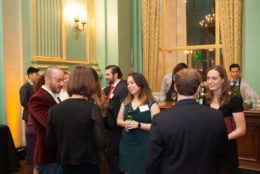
[104,65,128,174]
[28,66,64,174]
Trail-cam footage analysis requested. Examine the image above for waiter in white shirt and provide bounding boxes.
[229,63,258,99]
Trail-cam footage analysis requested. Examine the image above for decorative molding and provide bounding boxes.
[32,56,98,65]
[34,65,69,70]
[159,44,222,51]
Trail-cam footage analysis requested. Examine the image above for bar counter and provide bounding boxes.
[159,103,260,171]
[238,110,260,171]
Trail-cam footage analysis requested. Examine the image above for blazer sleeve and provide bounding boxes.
[145,116,164,174]
[92,105,106,151]
[29,95,50,128]
[45,108,57,150]
[104,82,128,129]
[19,84,29,109]
[112,83,128,120]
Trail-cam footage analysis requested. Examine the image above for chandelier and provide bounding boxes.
[199,13,215,34]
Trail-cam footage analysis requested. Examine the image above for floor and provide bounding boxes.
[16,160,260,174]
[239,169,260,174]
[16,159,110,174]
[16,160,33,174]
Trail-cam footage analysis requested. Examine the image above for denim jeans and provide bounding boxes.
[35,163,58,174]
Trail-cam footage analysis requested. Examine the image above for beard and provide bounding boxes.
[107,77,115,85]
[50,83,61,94]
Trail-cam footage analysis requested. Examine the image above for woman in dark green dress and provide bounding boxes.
[117,72,160,174]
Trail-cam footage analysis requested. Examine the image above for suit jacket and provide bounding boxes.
[28,87,57,163]
[45,99,106,165]
[104,79,128,131]
[145,99,228,174]
[103,80,128,173]
[0,125,20,174]
[19,82,35,121]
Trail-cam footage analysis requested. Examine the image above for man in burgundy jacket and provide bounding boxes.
[28,66,64,174]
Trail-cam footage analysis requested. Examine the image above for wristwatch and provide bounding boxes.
[138,122,141,128]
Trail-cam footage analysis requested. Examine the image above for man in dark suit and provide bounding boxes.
[19,66,39,123]
[145,69,228,174]
[104,65,128,174]
[29,66,64,174]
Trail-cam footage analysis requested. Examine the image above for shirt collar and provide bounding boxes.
[230,78,239,82]
[42,85,60,103]
[28,80,33,85]
[175,99,197,105]
[112,79,121,88]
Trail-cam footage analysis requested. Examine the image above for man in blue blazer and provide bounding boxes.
[146,68,228,174]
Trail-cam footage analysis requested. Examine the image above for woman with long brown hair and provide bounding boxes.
[206,65,246,174]
[117,72,160,174]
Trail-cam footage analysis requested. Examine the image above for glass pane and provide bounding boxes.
[160,0,216,47]
[156,49,222,90]
[187,0,215,45]
[187,49,216,80]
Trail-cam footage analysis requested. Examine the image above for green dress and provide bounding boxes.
[119,100,154,174]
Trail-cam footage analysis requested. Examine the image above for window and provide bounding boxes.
[158,0,221,88]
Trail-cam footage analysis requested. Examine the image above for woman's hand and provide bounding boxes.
[124,120,138,131]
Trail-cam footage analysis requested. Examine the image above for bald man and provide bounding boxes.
[29,66,64,174]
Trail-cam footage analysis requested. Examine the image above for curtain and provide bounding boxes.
[219,0,243,71]
[142,0,160,90]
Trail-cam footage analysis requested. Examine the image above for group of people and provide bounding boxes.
[18,63,256,174]
[161,63,258,101]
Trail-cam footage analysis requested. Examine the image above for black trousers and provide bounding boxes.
[105,130,123,174]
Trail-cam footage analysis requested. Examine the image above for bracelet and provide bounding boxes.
[137,122,141,129]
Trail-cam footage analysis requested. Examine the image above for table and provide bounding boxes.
[237,110,260,171]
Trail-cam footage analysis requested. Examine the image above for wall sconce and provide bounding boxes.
[74,13,86,39]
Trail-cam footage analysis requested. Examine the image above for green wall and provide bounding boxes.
[96,0,132,86]
[131,0,143,73]
[19,0,133,86]
[66,0,86,60]
[21,0,33,74]
[96,0,106,85]
[243,0,260,94]
[118,0,131,78]
[0,1,6,124]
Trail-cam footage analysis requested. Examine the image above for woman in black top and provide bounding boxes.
[206,65,246,174]
[45,66,106,174]
[165,63,187,102]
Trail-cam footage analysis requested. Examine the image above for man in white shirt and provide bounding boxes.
[229,63,258,99]
[160,72,172,96]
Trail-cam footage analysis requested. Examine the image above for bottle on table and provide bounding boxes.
[198,83,206,105]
